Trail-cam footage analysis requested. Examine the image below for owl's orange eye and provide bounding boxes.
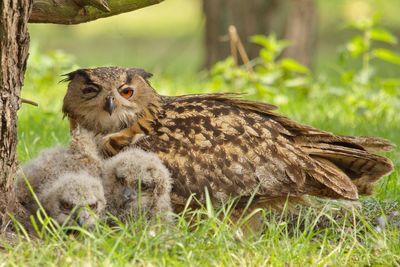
[119,87,134,99]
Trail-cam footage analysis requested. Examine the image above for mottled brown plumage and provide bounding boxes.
[62,67,394,212]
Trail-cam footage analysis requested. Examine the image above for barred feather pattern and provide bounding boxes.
[104,93,394,210]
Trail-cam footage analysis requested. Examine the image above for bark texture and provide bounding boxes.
[0,0,32,228]
[203,0,279,68]
[282,0,316,68]
[30,0,164,24]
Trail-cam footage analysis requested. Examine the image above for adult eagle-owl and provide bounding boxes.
[62,67,394,212]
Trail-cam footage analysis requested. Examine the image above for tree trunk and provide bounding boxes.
[282,0,316,68]
[203,0,279,68]
[0,0,32,229]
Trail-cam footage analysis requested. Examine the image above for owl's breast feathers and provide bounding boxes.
[130,93,394,208]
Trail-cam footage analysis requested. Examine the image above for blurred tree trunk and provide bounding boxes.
[282,0,317,68]
[203,0,317,69]
[203,0,279,68]
[0,0,31,229]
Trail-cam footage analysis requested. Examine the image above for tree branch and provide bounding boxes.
[30,0,164,24]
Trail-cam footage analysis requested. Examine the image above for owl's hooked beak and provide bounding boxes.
[104,95,115,115]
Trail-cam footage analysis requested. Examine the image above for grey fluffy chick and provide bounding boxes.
[40,171,106,228]
[16,127,102,210]
[103,148,173,222]
[16,127,104,227]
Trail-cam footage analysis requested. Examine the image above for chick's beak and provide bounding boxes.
[77,207,90,227]
[122,187,135,206]
[104,95,115,115]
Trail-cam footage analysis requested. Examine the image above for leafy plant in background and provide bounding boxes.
[250,34,312,93]
[335,14,400,120]
[24,44,76,94]
[19,45,77,162]
[22,44,77,113]
[209,34,312,105]
[209,15,400,121]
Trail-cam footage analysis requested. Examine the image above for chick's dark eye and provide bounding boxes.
[139,181,149,191]
[116,175,127,186]
[82,86,99,94]
[60,201,73,210]
[119,87,134,99]
[89,203,98,210]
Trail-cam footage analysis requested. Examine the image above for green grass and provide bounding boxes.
[2,198,400,265]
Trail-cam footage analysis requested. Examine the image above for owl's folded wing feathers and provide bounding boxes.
[215,95,394,197]
[105,93,394,205]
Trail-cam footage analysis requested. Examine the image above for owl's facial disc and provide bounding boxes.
[63,67,156,134]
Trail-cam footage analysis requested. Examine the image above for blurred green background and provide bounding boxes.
[28,0,400,76]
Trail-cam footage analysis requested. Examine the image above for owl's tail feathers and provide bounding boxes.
[302,141,394,198]
[339,136,395,153]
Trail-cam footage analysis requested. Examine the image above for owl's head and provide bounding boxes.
[40,171,106,228]
[62,67,158,134]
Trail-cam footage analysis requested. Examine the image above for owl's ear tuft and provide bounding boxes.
[129,68,153,80]
[59,69,90,83]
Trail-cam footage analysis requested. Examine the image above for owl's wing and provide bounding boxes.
[136,95,393,206]
[217,95,394,195]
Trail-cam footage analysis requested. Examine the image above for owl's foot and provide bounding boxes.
[101,127,147,157]
[101,133,132,157]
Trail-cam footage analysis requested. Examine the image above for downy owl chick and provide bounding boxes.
[39,171,106,228]
[102,148,173,222]
[16,126,102,204]
[16,126,103,219]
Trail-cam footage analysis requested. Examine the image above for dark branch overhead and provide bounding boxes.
[30,0,164,24]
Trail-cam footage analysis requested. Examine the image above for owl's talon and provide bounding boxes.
[101,132,135,157]
[101,137,115,157]
[101,140,118,157]
[101,134,128,157]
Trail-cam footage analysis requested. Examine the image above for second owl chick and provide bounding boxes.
[16,127,103,211]
[102,148,173,222]
[40,171,106,228]
[16,127,105,228]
